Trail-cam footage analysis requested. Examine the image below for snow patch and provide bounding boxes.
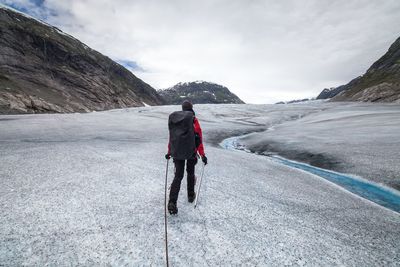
[54,27,77,40]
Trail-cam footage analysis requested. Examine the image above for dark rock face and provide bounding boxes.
[0,7,164,114]
[316,84,354,100]
[158,81,245,105]
[317,36,400,102]
[317,87,338,99]
[316,89,331,99]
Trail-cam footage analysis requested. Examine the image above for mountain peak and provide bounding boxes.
[158,81,245,105]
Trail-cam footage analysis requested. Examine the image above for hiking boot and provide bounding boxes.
[168,201,178,215]
[188,192,196,203]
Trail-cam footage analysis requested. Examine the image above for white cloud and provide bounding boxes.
[2,0,400,103]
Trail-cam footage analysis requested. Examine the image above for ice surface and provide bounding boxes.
[0,103,399,266]
[222,134,400,212]
[238,102,400,190]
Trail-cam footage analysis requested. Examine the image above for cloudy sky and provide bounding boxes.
[1,0,400,103]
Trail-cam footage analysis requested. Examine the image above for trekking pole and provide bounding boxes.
[194,163,206,209]
[164,159,170,267]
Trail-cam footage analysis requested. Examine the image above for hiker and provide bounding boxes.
[165,100,208,214]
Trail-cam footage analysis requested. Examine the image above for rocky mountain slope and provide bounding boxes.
[317,36,400,102]
[158,81,245,104]
[0,7,163,114]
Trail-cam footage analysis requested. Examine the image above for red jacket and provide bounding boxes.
[168,117,205,157]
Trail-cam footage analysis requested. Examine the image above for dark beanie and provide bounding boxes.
[182,100,193,111]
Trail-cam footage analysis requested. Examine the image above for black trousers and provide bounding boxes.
[169,158,197,203]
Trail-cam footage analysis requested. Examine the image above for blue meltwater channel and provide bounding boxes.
[220,136,400,213]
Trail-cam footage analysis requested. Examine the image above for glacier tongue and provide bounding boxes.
[0,103,399,266]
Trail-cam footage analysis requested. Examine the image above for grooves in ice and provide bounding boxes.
[220,136,400,213]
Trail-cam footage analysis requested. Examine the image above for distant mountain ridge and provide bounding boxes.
[158,81,245,105]
[317,36,400,102]
[0,6,163,114]
[275,98,315,104]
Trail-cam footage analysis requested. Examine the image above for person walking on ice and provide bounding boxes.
[165,100,208,215]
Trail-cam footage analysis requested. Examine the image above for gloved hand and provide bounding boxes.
[165,153,171,160]
[202,155,208,165]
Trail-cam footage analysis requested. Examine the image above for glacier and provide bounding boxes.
[0,102,399,266]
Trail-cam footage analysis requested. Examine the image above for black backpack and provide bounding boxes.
[168,111,196,160]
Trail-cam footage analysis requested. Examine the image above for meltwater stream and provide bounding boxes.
[220,136,400,213]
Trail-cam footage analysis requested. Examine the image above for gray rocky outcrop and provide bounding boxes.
[316,36,400,102]
[0,7,164,114]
